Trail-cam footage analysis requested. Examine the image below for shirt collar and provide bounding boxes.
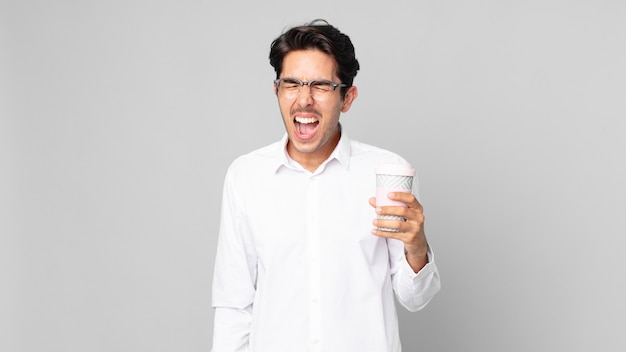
[272,126,352,174]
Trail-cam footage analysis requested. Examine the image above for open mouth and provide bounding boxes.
[294,116,319,139]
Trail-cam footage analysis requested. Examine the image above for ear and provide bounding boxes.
[273,81,278,95]
[340,85,358,113]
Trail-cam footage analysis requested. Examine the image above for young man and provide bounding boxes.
[212,20,440,352]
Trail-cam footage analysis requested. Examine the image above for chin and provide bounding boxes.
[293,143,319,155]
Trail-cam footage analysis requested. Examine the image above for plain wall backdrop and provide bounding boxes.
[2,0,625,351]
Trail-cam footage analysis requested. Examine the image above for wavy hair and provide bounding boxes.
[269,19,360,96]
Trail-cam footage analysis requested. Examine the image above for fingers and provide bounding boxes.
[369,193,428,264]
[372,212,419,233]
[370,192,421,209]
[375,203,423,224]
[386,192,421,209]
[371,194,425,239]
[372,218,407,236]
[371,214,426,251]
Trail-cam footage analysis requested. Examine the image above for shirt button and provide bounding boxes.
[313,338,319,344]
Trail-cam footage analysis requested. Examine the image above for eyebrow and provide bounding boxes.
[280,77,334,82]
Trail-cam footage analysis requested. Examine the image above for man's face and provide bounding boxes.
[275,49,357,166]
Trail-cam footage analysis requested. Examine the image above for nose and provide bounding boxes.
[296,84,314,106]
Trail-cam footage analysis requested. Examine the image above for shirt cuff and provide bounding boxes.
[402,246,437,284]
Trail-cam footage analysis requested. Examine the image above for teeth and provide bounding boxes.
[295,117,318,124]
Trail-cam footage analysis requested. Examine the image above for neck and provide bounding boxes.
[288,128,341,172]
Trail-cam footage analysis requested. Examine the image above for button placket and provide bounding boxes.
[306,176,321,352]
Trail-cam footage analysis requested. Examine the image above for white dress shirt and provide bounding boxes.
[212,132,441,352]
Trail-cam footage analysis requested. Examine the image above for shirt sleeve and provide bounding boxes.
[390,241,441,312]
[212,166,258,349]
[211,306,252,352]
[388,168,441,311]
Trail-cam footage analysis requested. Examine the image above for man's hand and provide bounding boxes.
[369,192,429,273]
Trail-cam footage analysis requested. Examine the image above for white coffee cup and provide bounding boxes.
[375,163,415,232]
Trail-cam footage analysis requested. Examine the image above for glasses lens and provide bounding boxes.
[277,79,339,101]
[278,79,300,99]
[310,81,333,100]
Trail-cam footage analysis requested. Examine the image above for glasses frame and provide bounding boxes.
[274,78,348,100]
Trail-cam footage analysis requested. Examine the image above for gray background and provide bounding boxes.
[2,0,625,351]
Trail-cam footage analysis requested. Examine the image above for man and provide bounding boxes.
[212,19,440,352]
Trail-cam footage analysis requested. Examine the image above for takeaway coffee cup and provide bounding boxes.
[375,163,416,232]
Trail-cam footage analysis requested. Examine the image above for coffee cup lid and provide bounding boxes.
[375,163,416,176]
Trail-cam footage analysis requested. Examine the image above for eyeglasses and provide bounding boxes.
[274,78,347,101]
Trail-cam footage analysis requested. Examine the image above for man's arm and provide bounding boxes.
[370,192,429,272]
[390,243,441,312]
[212,306,252,352]
[212,169,257,350]
[369,193,441,311]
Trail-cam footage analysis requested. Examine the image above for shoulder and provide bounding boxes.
[225,140,282,180]
[349,139,409,165]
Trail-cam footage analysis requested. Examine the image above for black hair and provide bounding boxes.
[269,19,360,96]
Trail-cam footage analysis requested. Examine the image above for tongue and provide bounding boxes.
[299,122,318,136]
